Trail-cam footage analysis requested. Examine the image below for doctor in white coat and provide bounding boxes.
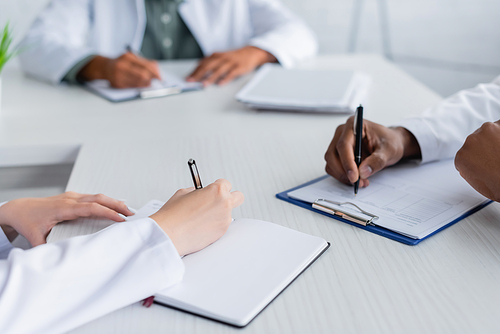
[0,179,244,334]
[19,0,318,88]
[323,75,500,202]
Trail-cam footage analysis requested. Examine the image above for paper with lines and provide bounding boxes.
[288,159,489,239]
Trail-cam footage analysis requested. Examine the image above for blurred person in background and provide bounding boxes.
[19,0,318,88]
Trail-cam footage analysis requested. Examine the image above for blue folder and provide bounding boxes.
[276,175,492,246]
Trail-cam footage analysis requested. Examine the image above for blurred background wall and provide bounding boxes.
[1,0,499,97]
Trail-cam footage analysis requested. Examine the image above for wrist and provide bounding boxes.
[0,202,11,227]
[0,203,19,242]
[393,127,422,160]
[0,198,29,231]
[247,46,277,66]
[150,214,183,256]
[77,56,112,81]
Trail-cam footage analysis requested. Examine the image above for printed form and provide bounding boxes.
[288,159,489,239]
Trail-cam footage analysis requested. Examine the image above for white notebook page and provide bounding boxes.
[129,200,328,327]
[288,160,489,239]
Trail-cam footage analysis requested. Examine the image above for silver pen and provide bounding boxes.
[188,159,203,189]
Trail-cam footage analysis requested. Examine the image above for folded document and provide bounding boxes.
[236,64,371,113]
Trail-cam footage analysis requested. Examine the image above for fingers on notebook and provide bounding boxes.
[79,193,134,216]
[72,202,126,222]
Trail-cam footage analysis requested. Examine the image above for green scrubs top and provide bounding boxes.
[63,0,203,83]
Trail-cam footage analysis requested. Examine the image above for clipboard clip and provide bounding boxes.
[312,199,379,226]
[140,87,182,99]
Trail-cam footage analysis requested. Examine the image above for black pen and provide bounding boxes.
[188,159,203,189]
[353,105,363,195]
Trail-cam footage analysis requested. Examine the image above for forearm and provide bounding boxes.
[0,203,18,243]
[0,218,184,334]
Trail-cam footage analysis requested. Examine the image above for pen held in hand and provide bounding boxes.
[353,105,363,195]
[188,159,203,189]
[142,159,204,309]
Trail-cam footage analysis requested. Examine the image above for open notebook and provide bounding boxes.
[85,71,203,102]
[278,160,490,244]
[48,200,329,327]
[236,64,371,113]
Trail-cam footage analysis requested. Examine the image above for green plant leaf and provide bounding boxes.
[0,22,20,75]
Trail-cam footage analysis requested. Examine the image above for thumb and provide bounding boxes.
[358,151,390,179]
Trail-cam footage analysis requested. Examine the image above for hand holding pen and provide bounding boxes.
[324,108,421,189]
[143,160,244,308]
[143,159,204,308]
[77,46,161,89]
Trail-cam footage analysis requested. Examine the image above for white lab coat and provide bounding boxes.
[0,217,184,334]
[397,75,500,163]
[19,0,318,84]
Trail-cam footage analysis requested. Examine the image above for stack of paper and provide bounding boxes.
[236,64,371,113]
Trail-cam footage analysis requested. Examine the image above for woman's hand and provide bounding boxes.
[0,192,134,246]
[150,179,244,256]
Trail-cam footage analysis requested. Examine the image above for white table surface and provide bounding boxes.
[0,54,438,166]
[4,54,500,333]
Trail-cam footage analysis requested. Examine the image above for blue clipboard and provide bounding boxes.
[276,175,492,246]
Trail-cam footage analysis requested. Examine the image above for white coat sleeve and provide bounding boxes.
[247,0,318,68]
[396,75,500,164]
[0,218,184,334]
[18,0,95,84]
